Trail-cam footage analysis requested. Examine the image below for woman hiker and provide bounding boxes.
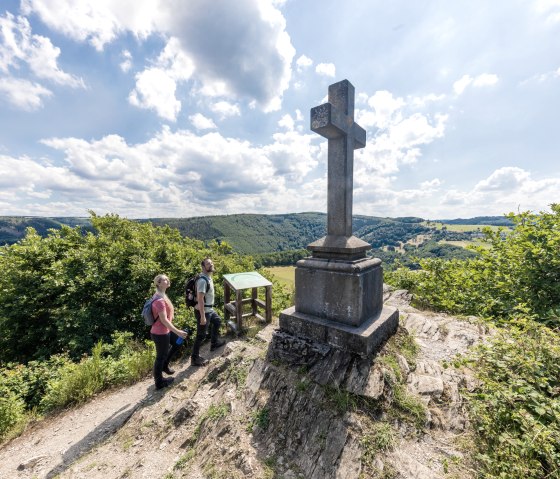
[150,274,188,390]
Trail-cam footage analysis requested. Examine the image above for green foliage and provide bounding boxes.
[174,449,196,470]
[385,206,560,477]
[385,205,560,327]
[205,403,230,421]
[360,421,395,463]
[1,355,71,409]
[247,407,270,432]
[0,385,26,440]
[253,249,308,267]
[39,333,155,412]
[0,213,255,362]
[458,320,560,478]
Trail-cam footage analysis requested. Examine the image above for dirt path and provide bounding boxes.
[0,350,207,479]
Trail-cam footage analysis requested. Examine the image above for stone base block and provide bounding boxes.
[295,256,383,327]
[279,305,399,357]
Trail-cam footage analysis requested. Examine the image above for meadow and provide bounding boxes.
[267,266,295,290]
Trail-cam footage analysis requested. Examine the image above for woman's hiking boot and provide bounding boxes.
[155,377,175,390]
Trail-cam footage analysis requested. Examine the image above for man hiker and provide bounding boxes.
[191,257,226,366]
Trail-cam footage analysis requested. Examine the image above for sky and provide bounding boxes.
[0,0,559,220]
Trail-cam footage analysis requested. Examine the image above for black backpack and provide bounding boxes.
[184,274,209,307]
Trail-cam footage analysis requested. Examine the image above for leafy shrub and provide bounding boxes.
[458,320,560,478]
[1,355,71,410]
[0,385,26,440]
[0,213,260,363]
[39,335,155,412]
[386,205,560,327]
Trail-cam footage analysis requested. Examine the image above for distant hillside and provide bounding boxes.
[145,213,430,254]
[0,217,91,245]
[1,213,501,254]
[436,216,514,226]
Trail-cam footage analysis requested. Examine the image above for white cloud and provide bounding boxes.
[352,89,449,209]
[437,167,560,216]
[129,68,180,121]
[421,178,441,189]
[472,73,499,87]
[453,73,499,95]
[120,49,132,72]
[389,113,447,150]
[210,100,241,120]
[128,37,194,120]
[155,37,194,81]
[21,0,295,111]
[0,124,325,216]
[0,77,52,110]
[521,66,560,85]
[535,0,560,23]
[296,54,312,71]
[474,166,530,192]
[315,62,335,77]
[189,113,217,130]
[453,75,472,95]
[264,129,319,180]
[410,93,446,107]
[360,90,406,129]
[160,0,294,110]
[0,11,84,111]
[21,0,158,51]
[278,113,294,131]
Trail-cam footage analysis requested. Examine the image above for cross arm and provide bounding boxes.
[311,103,366,149]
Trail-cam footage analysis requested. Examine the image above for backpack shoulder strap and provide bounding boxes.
[151,293,164,321]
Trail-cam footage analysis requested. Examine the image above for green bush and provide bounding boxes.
[386,205,560,327]
[0,386,26,440]
[458,320,560,478]
[0,213,259,363]
[39,335,155,412]
[0,331,156,441]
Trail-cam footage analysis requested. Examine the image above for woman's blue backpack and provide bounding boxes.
[141,294,162,326]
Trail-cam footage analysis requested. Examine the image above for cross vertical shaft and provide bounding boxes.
[309,79,370,259]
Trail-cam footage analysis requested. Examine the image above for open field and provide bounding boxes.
[437,239,491,249]
[422,222,506,232]
[267,266,295,290]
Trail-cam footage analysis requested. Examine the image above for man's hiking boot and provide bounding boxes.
[210,339,226,351]
[156,377,175,390]
[191,356,209,367]
[163,366,175,375]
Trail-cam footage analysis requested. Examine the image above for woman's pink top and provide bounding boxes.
[150,295,174,335]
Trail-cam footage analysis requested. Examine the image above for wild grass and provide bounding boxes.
[0,332,154,441]
[267,266,295,290]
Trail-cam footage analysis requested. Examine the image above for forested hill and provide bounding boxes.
[146,213,433,253]
[0,216,92,245]
[0,213,431,253]
[435,215,514,226]
[0,213,511,254]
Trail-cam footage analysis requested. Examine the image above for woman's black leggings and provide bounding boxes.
[151,331,180,387]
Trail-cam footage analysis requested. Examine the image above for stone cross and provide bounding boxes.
[311,79,366,238]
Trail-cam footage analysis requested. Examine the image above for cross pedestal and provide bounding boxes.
[279,79,398,356]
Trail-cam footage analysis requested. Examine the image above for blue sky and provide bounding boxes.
[0,0,559,219]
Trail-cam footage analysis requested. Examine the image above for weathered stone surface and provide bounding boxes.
[172,401,196,426]
[334,436,362,479]
[310,79,366,242]
[407,373,444,398]
[279,305,399,357]
[363,365,384,399]
[278,79,398,356]
[294,256,383,326]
